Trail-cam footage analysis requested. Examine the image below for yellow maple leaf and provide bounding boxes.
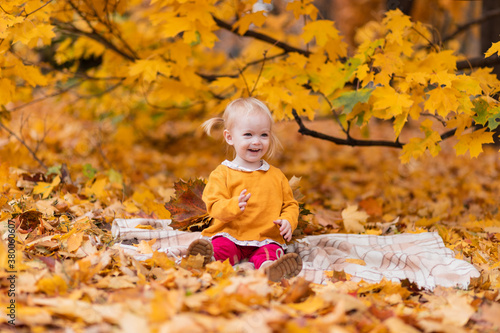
[286,0,318,20]
[33,176,61,199]
[485,41,500,58]
[233,11,266,35]
[0,78,15,105]
[429,70,456,87]
[128,59,172,83]
[446,114,473,137]
[424,87,460,118]
[400,119,442,162]
[82,176,108,201]
[372,86,413,118]
[382,9,412,45]
[393,109,409,138]
[124,199,140,213]
[132,187,155,205]
[143,200,171,219]
[471,67,500,96]
[160,16,192,38]
[37,275,68,296]
[452,75,483,96]
[302,20,340,47]
[136,239,157,254]
[14,63,48,87]
[341,205,369,233]
[454,128,494,158]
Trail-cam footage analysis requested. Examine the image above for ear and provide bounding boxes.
[223,129,233,145]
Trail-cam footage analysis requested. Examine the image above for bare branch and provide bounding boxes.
[212,16,311,56]
[25,0,53,17]
[443,7,500,43]
[6,82,81,113]
[251,50,268,95]
[0,122,48,170]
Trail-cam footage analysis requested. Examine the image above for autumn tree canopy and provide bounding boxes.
[2,0,500,166]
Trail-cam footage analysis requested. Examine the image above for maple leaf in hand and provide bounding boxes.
[164,178,212,231]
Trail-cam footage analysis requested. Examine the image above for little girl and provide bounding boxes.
[187,97,302,282]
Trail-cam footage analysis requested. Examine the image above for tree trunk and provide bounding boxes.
[481,0,500,78]
[386,0,414,15]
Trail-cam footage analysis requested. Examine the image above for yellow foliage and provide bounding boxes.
[234,11,267,35]
[37,275,68,296]
[33,176,61,199]
[454,127,494,158]
[485,41,500,58]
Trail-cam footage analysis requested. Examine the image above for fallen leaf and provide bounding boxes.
[341,205,369,233]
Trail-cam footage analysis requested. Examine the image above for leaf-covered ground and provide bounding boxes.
[1,106,500,332]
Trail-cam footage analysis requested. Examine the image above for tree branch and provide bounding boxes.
[291,109,470,149]
[456,55,500,71]
[443,7,500,43]
[291,109,404,148]
[212,16,311,56]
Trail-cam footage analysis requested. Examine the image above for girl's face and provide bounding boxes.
[223,112,271,170]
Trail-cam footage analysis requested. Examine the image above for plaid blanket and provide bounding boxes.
[112,218,480,289]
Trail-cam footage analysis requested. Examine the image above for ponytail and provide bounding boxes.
[201,117,224,137]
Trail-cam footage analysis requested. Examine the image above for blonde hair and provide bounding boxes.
[202,97,281,158]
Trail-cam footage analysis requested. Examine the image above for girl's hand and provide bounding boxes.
[274,219,292,242]
[238,189,251,211]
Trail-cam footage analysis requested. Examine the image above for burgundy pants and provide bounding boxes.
[211,236,282,269]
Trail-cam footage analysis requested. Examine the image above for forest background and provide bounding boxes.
[1,0,500,332]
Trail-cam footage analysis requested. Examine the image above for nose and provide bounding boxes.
[251,137,261,145]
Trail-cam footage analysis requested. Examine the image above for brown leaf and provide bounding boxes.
[359,197,383,217]
[165,178,210,230]
[18,210,43,232]
[281,277,314,303]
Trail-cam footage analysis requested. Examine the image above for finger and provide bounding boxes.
[243,193,251,201]
[273,219,282,225]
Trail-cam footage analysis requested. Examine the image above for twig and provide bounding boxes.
[0,122,48,170]
[412,26,439,53]
[317,91,348,135]
[250,50,268,95]
[197,52,287,82]
[6,82,81,113]
[24,0,53,17]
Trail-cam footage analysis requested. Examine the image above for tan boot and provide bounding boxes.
[187,239,214,266]
[264,253,302,282]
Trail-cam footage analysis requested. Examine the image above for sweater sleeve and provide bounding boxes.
[202,167,243,223]
[278,173,299,231]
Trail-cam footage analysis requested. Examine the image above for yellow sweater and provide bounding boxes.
[201,163,299,245]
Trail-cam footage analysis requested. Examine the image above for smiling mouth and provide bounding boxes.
[249,149,260,152]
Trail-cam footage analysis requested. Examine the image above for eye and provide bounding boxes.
[261,133,269,138]
[244,133,252,137]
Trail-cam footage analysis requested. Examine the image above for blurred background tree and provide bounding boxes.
[1,0,500,172]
